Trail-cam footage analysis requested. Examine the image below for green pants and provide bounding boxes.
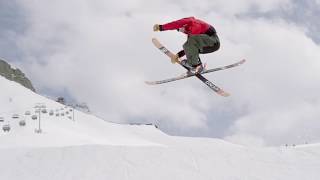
[183,34,220,66]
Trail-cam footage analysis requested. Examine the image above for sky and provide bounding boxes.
[1,0,320,146]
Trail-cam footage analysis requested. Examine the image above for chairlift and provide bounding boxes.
[2,124,10,132]
[19,120,26,126]
[12,114,19,119]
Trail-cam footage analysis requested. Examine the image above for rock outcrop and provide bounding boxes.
[0,59,36,92]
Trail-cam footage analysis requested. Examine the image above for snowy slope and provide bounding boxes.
[0,76,320,180]
[0,75,163,148]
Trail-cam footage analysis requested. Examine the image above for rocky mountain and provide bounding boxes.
[0,59,36,92]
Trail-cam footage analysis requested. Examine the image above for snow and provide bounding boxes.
[0,75,320,180]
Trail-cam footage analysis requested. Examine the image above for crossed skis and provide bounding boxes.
[146,38,246,97]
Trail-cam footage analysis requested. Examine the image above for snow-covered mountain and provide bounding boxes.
[0,75,319,180]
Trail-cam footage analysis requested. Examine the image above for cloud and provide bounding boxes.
[226,102,320,146]
[217,15,320,145]
[157,0,291,16]
[5,0,320,146]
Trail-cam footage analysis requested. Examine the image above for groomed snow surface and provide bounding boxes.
[0,76,319,180]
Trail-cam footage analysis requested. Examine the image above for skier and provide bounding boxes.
[153,17,220,74]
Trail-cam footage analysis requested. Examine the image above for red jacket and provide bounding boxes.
[160,17,211,35]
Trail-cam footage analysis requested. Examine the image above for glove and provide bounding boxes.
[171,54,179,64]
[153,24,160,32]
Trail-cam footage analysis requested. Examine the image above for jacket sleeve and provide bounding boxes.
[160,17,195,31]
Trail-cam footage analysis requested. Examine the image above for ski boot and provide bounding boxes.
[180,60,205,75]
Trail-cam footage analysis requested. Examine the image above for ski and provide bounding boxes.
[149,38,231,97]
[145,59,245,85]
[194,73,229,97]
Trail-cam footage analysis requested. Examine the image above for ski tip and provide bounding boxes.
[152,38,162,48]
[218,90,230,97]
[145,81,156,85]
[151,38,158,43]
